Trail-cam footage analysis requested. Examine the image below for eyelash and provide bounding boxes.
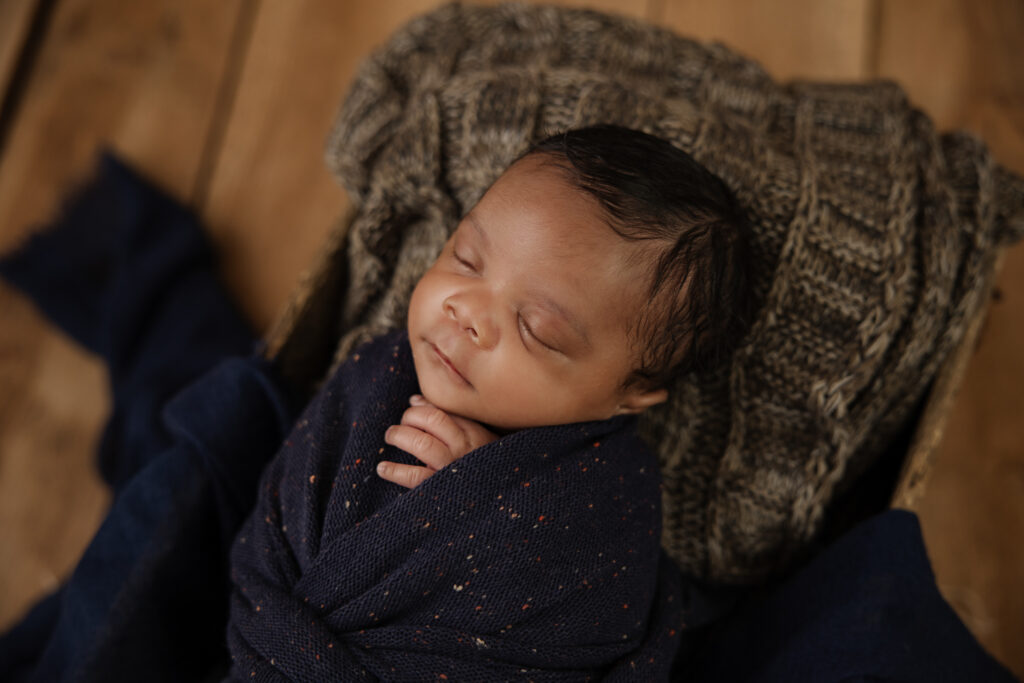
[519,315,556,352]
[453,249,476,272]
[452,245,558,354]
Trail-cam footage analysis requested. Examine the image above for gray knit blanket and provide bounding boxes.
[319,2,1024,583]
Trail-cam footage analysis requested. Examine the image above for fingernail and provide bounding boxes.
[376,461,389,476]
[409,394,425,405]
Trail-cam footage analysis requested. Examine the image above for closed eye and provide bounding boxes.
[519,315,558,353]
[452,248,477,272]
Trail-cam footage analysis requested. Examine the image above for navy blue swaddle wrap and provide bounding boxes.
[226,330,686,681]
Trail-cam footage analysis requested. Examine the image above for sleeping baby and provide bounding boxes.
[225,125,754,681]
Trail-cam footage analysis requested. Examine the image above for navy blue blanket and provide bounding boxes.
[226,331,685,680]
[685,510,1018,682]
[0,151,1017,682]
[0,153,295,681]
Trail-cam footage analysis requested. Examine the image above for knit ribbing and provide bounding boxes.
[318,3,1024,583]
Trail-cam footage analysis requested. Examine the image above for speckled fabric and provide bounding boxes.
[318,3,1024,582]
[226,331,686,681]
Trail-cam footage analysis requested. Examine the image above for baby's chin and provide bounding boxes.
[409,382,520,437]
[419,383,611,435]
[416,385,510,433]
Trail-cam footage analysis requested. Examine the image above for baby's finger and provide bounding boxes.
[399,405,471,456]
[384,423,458,470]
[376,461,434,489]
[447,413,498,446]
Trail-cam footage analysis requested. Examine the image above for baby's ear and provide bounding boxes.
[616,387,669,415]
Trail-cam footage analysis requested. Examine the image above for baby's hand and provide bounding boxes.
[378,394,498,489]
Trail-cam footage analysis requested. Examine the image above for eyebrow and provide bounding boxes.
[532,291,592,350]
[466,213,491,252]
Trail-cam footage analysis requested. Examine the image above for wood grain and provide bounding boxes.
[875,0,1024,676]
[203,0,654,334]
[1,0,1022,674]
[890,250,1006,511]
[0,0,244,629]
[655,0,876,80]
[0,288,108,627]
[201,0,445,333]
[0,0,245,251]
[0,0,39,115]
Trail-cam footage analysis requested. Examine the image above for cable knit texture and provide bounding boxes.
[227,331,684,681]
[308,2,1024,582]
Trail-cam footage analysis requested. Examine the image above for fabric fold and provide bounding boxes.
[226,331,687,681]
[0,151,256,488]
[0,152,293,682]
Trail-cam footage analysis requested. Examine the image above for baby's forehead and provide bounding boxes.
[468,154,664,295]
[541,239,658,337]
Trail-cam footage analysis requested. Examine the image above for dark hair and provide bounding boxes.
[526,125,756,388]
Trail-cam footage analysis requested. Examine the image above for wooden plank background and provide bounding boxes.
[0,0,1021,676]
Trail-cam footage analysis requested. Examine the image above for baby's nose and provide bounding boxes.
[444,296,497,349]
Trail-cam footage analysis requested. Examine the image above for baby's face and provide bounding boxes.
[407,155,667,431]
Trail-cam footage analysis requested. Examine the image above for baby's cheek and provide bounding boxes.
[534,374,620,424]
[406,282,429,335]
[477,380,565,430]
